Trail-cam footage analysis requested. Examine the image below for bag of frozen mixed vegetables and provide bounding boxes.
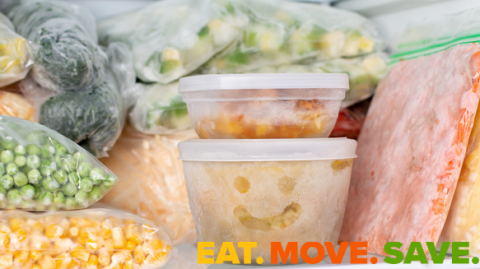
[0,207,172,269]
[200,0,384,74]
[0,115,119,211]
[98,0,247,84]
[4,0,107,92]
[129,83,192,135]
[0,12,32,88]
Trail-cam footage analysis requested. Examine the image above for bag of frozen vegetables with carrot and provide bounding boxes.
[0,115,119,211]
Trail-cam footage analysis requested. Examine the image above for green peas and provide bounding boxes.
[65,197,76,209]
[14,145,25,156]
[40,161,55,176]
[14,156,26,167]
[77,162,92,178]
[6,163,18,176]
[61,156,76,172]
[89,186,102,201]
[54,143,68,157]
[0,187,5,201]
[53,170,67,185]
[90,168,105,184]
[26,155,41,169]
[42,144,55,158]
[1,137,17,150]
[7,189,21,204]
[74,190,88,205]
[34,186,46,199]
[26,144,42,156]
[28,169,41,185]
[13,172,28,187]
[20,184,35,200]
[1,175,13,190]
[68,173,80,185]
[1,150,14,163]
[38,192,53,205]
[63,183,78,197]
[53,192,65,204]
[104,175,117,187]
[0,163,4,176]
[79,178,93,192]
[42,177,60,192]
[73,152,84,162]
[99,182,111,193]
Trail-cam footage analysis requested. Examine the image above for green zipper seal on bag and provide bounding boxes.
[389,34,480,65]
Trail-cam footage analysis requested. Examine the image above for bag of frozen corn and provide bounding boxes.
[98,0,247,84]
[201,0,384,75]
[0,12,32,88]
[129,83,192,135]
[0,207,172,269]
[0,90,33,121]
[101,126,198,245]
[0,115,119,210]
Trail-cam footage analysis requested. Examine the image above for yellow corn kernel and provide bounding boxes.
[107,217,121,228]
[123,220,135,226]
[69,218,79,227]
[9,218,23,232]
[0,231,9,247]
[0,254,12,267]
[17,229,28,242]
[38,255,55,269]
[13,250,29,264]
[33,222,44,233]
[54,238,73,254]
[46,225,63,238]
[87,254,98,267]
[125,225,142,245]
[134,245,145,264]
[112,227,125,249]
[32,265,41,269]
[124,260,134,269]
[103,239,114,252]
[0,223,10,233]
[125,240,136,250]
[111,250,132,265]
[29,251,42,261]
[97,248,111,267]
[101,220,112,238]
[21,258,36,269]
[86,239,100,252]
[71,246,90,262]
[66,258,79,269]
[69,227,78,237]
[147,239,165,251]
[54,254,72,269]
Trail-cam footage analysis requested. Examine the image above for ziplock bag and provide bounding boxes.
[0,115,119,210]
[0,207,172,268]
[5,0,107,92]
[98,0,246,84]
[0,12,32,88]
[129,83,192,135]
[101,126,198,245]
[201,0,384,75]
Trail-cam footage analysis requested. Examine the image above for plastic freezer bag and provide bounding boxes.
[0,12,32,88]
[101,126,198,245]
[5,0,107,92]
[252,53,387,108]
[0,115,119,210]
[0,207,172,269]
[0,90,33,121]
[201,0,383,75]
[339,44,480,256]
[129,83,192,135]
[98,0,246,84]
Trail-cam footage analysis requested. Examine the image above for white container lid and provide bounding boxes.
[178,138,357,162]
[178,73,350,92]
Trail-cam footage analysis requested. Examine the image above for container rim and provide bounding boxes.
[178,73,350,92]
[178,138,357,162]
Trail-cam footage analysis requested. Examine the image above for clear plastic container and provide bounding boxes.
[178,138,357,265]
[178,73,348,139]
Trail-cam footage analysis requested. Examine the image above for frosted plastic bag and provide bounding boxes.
[0,90,33,121]
[201,0,383,75]
[5,0,107,92]
[101,126,198,245]
[0,115,120,210]
[252,53,387,107]
[0,207,172,269]
[0,12,32,88]
[129,83,192,135]
[98,0,246,84]
[164,245,208,269]
[22,42,134,158]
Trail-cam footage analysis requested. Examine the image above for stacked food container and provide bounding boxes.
[177,73,357,265]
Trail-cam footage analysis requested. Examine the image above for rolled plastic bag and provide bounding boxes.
[5,0,107,92]
[98,0,246,84]
[0,115,120,210]
[101,126,198,245]
[201,0,384,75]
[0,207,172,268]
[0,90,33,121]
[129,83,192,135]
[0,12,32,88]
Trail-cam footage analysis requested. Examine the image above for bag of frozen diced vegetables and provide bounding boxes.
[129,83,191,135]
[0,207,172,268]
[200,0,384,75]
[0,12,32,88]
[0,115,119,210]
[98,0,247,84]
[4,0,107,92]
[101,126,198,245]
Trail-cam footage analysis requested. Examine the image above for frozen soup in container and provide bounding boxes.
[178,138,357,265]
[179,73,348,139]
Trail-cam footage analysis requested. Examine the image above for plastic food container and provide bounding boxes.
[178,138,357,265]
[179,74,348,139]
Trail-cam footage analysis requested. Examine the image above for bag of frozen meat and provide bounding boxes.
[0,12,32,88]
[0,206,172,268]
[98,0,247,84]
[0,115,119,210]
